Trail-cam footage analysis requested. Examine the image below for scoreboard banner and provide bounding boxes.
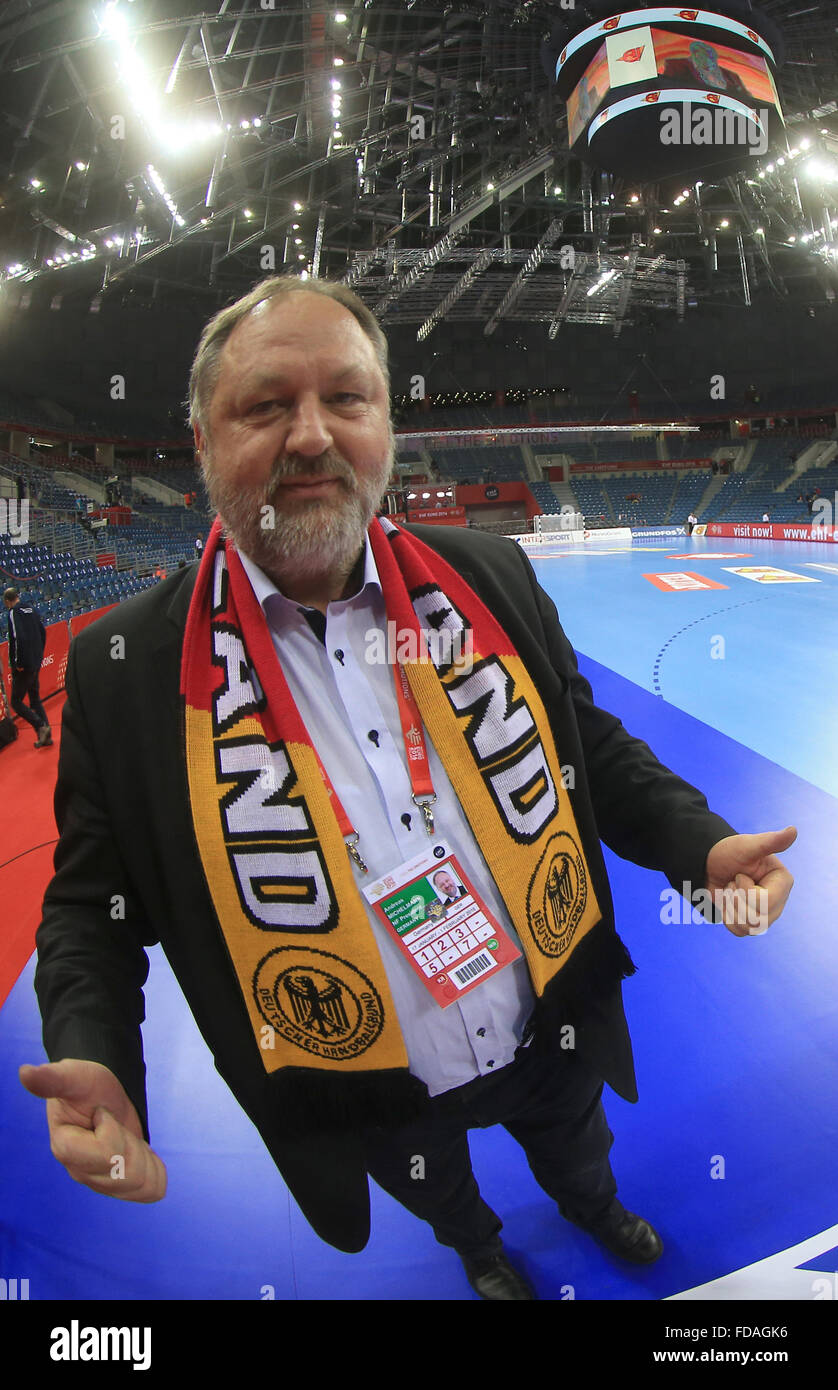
[406,506,467,525]
[0,642,10,715]
[707,522,838,544]
[570,459,711,473]
[36,623,70,701]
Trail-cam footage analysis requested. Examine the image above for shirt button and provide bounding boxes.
[476,1028,486,1037]
[486,1060,495,1068]
[367,730,380,746]
[334,649,345,665]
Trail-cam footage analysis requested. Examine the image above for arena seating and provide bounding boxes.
[0,538,156,625]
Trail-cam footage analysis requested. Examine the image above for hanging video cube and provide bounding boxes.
[548,7,786,182]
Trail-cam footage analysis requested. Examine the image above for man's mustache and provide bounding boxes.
[267,455,356,491]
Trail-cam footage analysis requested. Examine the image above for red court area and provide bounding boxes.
[0,691,65,1008]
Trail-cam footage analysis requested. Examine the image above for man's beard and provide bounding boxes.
[201,438,394,584]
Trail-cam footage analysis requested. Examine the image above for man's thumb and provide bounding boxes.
[757,825,798,854]
[19,1060,92,1104]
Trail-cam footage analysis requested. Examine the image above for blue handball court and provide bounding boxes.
[1,530,836,1302]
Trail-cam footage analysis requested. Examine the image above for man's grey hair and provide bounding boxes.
[186,274,391,439]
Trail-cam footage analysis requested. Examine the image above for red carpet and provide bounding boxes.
[0,692,65,1007]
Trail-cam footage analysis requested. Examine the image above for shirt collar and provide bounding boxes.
[236,532,382,622]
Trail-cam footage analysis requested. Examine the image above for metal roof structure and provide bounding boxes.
[0,1,837,339]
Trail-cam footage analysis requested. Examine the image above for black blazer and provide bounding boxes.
[34,525,737,1252]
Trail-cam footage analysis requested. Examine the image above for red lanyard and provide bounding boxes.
[314,661,437,874]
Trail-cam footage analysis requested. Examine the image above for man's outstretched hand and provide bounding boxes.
[705,826,797,937]
[19,1059,167,1203]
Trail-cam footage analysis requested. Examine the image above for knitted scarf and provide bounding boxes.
[181,515,634,1122]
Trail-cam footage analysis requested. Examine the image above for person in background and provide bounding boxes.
[2,587,52,747]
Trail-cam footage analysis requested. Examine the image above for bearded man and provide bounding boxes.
[21,276,795,1301]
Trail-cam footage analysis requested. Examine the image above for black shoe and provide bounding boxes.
[562,1203,663,1264]
[35,724,53,747]
[462,1251,538,1300]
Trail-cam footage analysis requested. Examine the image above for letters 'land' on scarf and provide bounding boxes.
[181,515,618,1077]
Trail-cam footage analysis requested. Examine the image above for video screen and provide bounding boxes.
[651,31,780,108]
[567,41,610,147]
[567,27,782,148]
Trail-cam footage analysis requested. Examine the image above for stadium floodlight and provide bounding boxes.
[98,4,131,40]
[805,158,828,180]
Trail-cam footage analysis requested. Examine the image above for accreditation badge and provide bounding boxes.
[363,840,521,1007]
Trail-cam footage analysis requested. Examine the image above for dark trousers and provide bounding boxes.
[11,668,47,729]
[361,1039,618,1264]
